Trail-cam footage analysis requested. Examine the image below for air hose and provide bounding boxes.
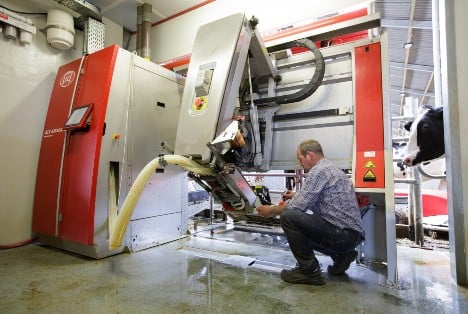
[108,154,215,250]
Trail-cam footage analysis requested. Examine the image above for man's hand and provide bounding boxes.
[256,203,287,217]
[256,205,275,217]
[282,190,295,200]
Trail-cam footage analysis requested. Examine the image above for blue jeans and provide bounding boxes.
[280,208,363,271]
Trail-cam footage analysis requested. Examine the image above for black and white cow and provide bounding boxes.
[403,106,445,166]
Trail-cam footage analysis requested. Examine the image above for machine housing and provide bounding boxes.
[33,45,186,258]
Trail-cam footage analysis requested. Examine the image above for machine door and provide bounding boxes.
[33,46,119,244]
[32,58,84,237]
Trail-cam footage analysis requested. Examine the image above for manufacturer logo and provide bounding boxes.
[43,128,63,137]
[60,70,76,88]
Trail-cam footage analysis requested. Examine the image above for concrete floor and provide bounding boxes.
[1,224,467,314]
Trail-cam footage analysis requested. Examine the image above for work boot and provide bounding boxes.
[327,250,358,275]
[280,266,325,285]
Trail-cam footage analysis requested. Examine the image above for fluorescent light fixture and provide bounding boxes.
[402,42,413,49]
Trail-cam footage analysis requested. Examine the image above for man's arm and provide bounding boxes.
[256,203,287,217]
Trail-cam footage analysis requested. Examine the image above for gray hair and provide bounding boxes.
[298,139,324,156]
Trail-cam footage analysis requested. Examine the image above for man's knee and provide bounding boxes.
[279,209,291,229]
[280,208,303,227]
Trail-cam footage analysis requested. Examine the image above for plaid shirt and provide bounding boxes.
[287,158,364,236]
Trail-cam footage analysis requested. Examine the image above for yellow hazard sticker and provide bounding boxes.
[364,160,376,168]
[363,169,376,181]
[193,96,208,111]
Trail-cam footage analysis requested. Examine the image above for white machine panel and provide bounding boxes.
[175,13,249,162]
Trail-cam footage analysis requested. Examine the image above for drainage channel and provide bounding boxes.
[180,245,290,273]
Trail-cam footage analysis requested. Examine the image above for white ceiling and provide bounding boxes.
[88,1,435,109]
[89,0,207,31]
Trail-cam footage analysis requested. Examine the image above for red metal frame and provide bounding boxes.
[261,8,367,43]
[354,43,385,188]
[160,9,368,70]
[33,45,120,245]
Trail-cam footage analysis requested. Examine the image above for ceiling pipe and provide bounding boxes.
[136,5,142,56]
[419,71,434,106]
[432,0,442,108]
[399,0,417,114]
[141,2,152,60]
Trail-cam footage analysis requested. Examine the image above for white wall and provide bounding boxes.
[103,16,123,47]
[150,0,369,63]
[0,1,125,247]
[0,0,83,246]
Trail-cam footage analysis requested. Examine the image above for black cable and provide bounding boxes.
[256,38,325,105]
[0,4,47,16]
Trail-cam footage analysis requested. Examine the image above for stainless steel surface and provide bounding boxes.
[267,42,355,170]
[174,12,250,162]
[103,49,185,256]
[83,18,105,54]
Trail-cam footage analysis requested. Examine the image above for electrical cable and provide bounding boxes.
[0,4,46,16]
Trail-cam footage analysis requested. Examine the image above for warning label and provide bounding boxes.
[363,169,376,182]
[364,160,376,168]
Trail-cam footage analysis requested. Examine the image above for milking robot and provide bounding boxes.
[33,11,397,283]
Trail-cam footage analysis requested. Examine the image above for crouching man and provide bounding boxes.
[256,139,364,285]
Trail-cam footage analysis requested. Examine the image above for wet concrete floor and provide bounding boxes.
[1,225,467,313]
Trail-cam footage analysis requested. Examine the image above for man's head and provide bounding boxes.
[297,139,324,172]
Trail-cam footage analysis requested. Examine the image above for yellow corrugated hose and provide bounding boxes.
[108,155,215,250]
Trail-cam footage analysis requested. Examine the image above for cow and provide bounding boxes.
[402,106,445,167]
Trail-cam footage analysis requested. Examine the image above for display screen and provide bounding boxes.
[64,104,93,129]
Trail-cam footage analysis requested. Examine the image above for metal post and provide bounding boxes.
[413,168,424,246]
[141,3,152,60]
[408,182,415,240]
[136,6,142,56]
[210,195,214,236]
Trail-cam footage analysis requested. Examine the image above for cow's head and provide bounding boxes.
[403,106,444,166]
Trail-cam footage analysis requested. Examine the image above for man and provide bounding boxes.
[256,139,364,285]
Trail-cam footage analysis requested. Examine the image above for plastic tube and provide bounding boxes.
[108,154,215,250]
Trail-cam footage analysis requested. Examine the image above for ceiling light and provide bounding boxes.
[402,42,413,49]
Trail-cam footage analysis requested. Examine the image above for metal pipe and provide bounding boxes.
[243,172,304,177]
[136,5,142,56]
[399,0,417,112]
[417,164,446,179]
[394,179,418,184]
[412,168,425,246]
[391,116,414,121]
[141,3,152,60]
[432,0,442,107]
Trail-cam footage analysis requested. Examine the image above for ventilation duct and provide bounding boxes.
[140,3,152,60]
[46,9,75,49]
[0,6,37,44]
[49,0,102,28]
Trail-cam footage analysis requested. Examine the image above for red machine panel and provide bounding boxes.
[33,46,119,244]
[354,43,385,188]
[32,58,83,237]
